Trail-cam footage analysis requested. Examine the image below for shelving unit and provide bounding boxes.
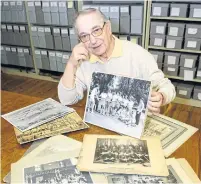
[145,0,201,107]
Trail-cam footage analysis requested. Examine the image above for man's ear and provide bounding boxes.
[106,20,112,34]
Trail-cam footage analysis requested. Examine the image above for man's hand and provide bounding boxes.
[148,91,164,114]
[68,42,90,67]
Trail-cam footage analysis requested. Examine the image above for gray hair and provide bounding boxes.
[73,8,109,32]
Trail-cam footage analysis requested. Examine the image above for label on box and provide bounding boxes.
[70,29,75,35]
[35,50,40,55]
[166,40,176,48]
[153,7,161,16]
[168,56,176,65]
[168,67,175,72]
[188,28,197,35]
[67,1,73,8]
[110,6,119,13]
[131,37,137,44]
[2,25,6,29]
[18,48,23,53]
[170,7,180,16]
[49,52,56,57]
[187,41,197,48]
[42,2,49,7]
[56,52,62,57]
[169,27,178,36]
[54,28,60,33]
[119,36,127,40]
[38,27,44,32]
[7,25,12,30]
[184,59,193,68]
[179,90,187,95]
[41,50,47,55]
[45,28,51,32]
[61,29,68,34]
[120,7,129,13]
[59,2,66,8]
[20,26,25,31]
[17,1,22,6]
[198,93,201,100]
[184,70,194,81]
[63,54,69,59]
[13,26,19,30]
[24,49,29,53]
[154,38,162,46]
[11,48,16,52]
[4,2,9,6]
[10,2,16,6]
[193,8,201,18]
[6,47,11,51]
[156,26,164,34]
[51,2,57,7]
[28,2,34,7]
[31,26,37,32]
[153,54,158,62]
[197,71,201,77]
[100,6,109,12]
[35,2,41,6]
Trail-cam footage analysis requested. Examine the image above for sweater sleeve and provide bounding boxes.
[138,48,176,105]
[58,65,87,105]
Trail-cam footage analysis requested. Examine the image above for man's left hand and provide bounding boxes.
[148,91,164,114]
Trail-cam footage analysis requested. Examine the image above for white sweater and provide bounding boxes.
[58,40,176,105]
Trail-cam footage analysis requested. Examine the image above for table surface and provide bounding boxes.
[1,90,200,182]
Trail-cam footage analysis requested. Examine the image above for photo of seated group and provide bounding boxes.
[84,72,151,138]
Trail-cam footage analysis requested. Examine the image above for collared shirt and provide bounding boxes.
[58,36,176,106]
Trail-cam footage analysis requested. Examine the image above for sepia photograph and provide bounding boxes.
[94,138,150,166]
[23,158,93,184]
[14,112,89,144]
[84,72,151,138]
[77,135,169,176]
[106,165,181,184]
[143,114,198,157]
[2,98,74,132]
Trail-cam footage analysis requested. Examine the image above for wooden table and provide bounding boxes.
[1,90,200,182]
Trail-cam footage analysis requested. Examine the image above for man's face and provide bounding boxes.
[76,12,112,56]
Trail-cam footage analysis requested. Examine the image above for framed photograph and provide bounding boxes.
[143,114,198,157]
[84,72,151,139]
[77,135,168,176]
[14,112,89,144]
[2,98,74,132]
[23,158,93,184]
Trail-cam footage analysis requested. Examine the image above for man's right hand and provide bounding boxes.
[68,43,90,67]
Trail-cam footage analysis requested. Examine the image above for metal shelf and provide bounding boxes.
[173,97,201,108]
[148,46,201,54]
[31,23,73,28]
[1,22,28,25]
[34,47,72,53]
[1,44,31,48]
[166,75,201,83]
[150,16,201,22]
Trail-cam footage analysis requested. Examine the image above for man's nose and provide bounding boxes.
[89,34,97,44]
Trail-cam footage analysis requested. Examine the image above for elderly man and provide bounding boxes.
[58,8,176,114]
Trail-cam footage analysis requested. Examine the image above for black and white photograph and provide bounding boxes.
[107,165,182,184]
[93,138,150,166]
[84,72,151,138]
[2,98,74,132]
[23,158,93,184]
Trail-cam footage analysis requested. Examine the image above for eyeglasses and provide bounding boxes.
[79,22,106,43]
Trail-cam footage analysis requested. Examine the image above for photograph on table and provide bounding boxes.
[84,72,151,138]
[14,112,89,144]
[23,158,93,184]
[2,98,74,132]
[93,138,150,166]
[143,114,198,157]
[77,135,169,176]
